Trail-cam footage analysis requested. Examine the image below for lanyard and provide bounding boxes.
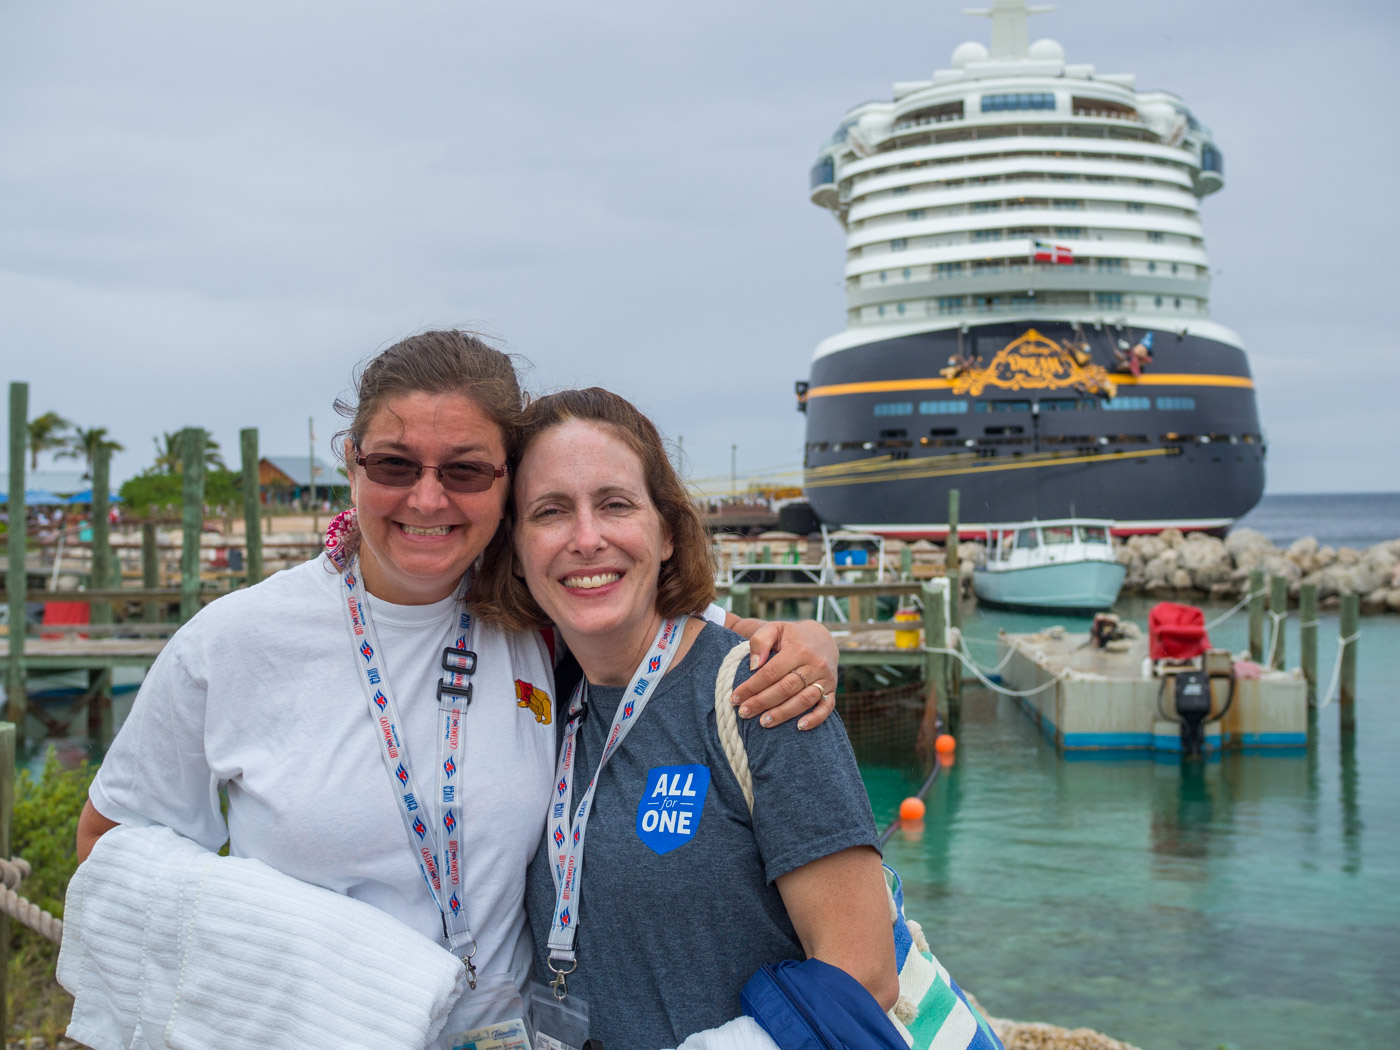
[545,614,689,997]
[338,557,481,987]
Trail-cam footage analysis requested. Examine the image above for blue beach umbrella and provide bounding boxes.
[64,489,123,505]
[0,488,66,505]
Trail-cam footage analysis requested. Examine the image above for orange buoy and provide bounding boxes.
[934,733,957,754]
[899,796,926,822]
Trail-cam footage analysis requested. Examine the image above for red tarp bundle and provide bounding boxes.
[1148,601,1210,661]
[41,600,90,640]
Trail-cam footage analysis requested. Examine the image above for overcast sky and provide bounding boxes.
[2,0,1395,498]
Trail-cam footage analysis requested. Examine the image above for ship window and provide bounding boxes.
[928,428,959,438]
[1127,202,1145,212]
[1201,144,1224,174]
[972,230,1003,241]
[936,296,964,314]
[902,268,912,279]
[1052,199,1085,209]
[1174,297,1182,308]
[1054,227,1085,238]
[1015,528,1041,550]
[982,92,1055,112]
[879,428,908,439]
[1155,296,1163,307]
[873,402,913,417]
[1095,258,1124,271]
[877,304,885,316]
[1040,399,1087,412]
[983,425,1025,435]
[937,263,962,277]
[1147,231,1164,243]
[920,400,969,415]
[879,271,888,282]
[891,238,909,250]
[972,201,1001,212]
[1078,525,1108,543]
[897,302,906,314]
[810,157,835,190]
[1171,263,1179,274]
[1043,526,1074,546]
[1095,292,1124,308]
[1102,396,1151,411]
[980,400,1031,413]
[893,186,909,195]
[1147,261,1156,272]
[1156,397,1196,411]
[907,210,924,220]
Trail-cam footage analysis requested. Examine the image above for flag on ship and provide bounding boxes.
[1033,240,1074,264]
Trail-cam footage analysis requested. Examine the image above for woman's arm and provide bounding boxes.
[76,800,119,863]
[774,845,899,1011]
[724,616,839,730]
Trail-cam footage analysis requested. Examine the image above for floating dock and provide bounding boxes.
[998,629,1308,753]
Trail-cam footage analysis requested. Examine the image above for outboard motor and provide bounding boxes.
[1173,670,1213,758]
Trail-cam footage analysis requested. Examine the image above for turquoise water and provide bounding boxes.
[860,597,1399,1049]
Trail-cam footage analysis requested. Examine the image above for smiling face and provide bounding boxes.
[512,420,674,684]
[347,390,508,605]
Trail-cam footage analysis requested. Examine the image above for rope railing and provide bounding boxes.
[925,644,1067,698]
[1204,586,1268,632]
[0,855,63,944]
[1315,633,1361,711]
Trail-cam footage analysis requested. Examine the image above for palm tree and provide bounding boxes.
[59,425,126,479]
[151,429,227,474]
[27,411,72,469]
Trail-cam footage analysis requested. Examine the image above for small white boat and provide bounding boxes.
[973,519,1126,613]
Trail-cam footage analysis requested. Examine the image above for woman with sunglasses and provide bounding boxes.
[73,331,840,1043]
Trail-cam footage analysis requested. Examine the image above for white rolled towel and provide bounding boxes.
[58,823,466,1050]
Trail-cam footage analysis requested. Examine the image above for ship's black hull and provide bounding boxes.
[800,321,1265,537]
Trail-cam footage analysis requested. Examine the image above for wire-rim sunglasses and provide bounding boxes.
[355,452,508,494]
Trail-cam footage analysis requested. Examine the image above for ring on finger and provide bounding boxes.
[792,669,810,689]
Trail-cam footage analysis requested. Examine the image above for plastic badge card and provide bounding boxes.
[527,982,591,1050]
[448,1018,531,1050]
[442,973,531,1050]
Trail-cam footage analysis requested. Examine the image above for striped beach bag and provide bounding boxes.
[714,643,1004,1050]
[883,866,1003,1050]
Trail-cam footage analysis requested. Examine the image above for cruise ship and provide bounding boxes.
[793,0,1265,538]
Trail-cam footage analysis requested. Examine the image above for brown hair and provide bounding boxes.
[334,330,527,458]
[472,388,715,631]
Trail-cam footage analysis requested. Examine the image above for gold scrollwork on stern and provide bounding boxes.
[950,328,1116,398]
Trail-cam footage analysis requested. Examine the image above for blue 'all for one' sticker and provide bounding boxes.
[636,764,711,855]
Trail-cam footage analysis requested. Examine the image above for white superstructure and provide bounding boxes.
[808,0,1229,356]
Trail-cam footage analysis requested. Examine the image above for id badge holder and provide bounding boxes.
[438,971,530,1050]
[527,981,592,1050]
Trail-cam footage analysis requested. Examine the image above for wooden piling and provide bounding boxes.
[180,428,206,623]
[6,382,27,738]
[1269,574,1287,670]
[240,428,263,585]
[730,582,752,622]
[1299,582,1318,706]
[91,443,113,627]
[0,721,13,1036]
[946,489,961,631]
[1340,591,1359,734]
[141,521,160,623]
[1248,569,1265,662]
[900,546,913,580]
[922,581,946,727]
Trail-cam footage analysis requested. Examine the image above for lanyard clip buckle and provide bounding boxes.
[547,957,576,1001]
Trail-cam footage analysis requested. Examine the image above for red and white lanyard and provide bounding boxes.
[545,615,689,996]
[339,558,481,987]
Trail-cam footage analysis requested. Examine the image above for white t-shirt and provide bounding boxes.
[90,554,558,993]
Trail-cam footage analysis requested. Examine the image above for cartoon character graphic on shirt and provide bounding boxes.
[514,679,552,724]
[636,765,711,855]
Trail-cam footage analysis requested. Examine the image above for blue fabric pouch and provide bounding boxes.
[740,957,908,1050]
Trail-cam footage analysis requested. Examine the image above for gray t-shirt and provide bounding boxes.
[525,621,879,1050]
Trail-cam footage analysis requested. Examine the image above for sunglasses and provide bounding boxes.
[355,452,508,494]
